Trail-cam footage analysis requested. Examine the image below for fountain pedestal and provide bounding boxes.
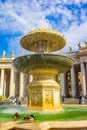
[28,69,62,111]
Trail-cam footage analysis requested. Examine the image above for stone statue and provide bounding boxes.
[11,50,14,57]
[21,49,25,55]
[2,50,6,56]
[85,41,87,48]
[69,46,72,53]
[78,42,81,49]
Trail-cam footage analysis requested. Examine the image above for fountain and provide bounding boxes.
[13,28,74,112]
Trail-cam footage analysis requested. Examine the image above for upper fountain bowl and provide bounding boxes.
[20,28,66,53]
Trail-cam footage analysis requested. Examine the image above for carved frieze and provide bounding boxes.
[45,91,53,105]
[31,89,42,106]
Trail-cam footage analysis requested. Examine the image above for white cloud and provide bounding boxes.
[62,0,87,5]
[0,0,87,55]
[7,37,21,56]
[63,21,87,52]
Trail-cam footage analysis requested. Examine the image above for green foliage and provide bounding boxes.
[0,113,13,122]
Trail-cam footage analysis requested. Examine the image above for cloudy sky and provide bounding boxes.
[0,0,87,56]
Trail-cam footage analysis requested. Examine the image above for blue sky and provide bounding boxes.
[0,0,87,56]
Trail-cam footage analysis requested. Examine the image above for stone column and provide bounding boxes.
[80,63,86,96]
[2,51,6,60]
[71,66,76,97]
[9,68,15,96]
[60,73,66,96]
[86,62,87,72]
[19,72,24,97]
[29,74,33,83]
[3,72,6,97]
[0,68,4,96]
[86,62,87,93]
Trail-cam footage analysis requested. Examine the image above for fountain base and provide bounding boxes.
[27,69,62,111]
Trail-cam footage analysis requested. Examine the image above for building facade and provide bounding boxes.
[0,42,87,98]
[0,51,33,98]
[60,42,87,98]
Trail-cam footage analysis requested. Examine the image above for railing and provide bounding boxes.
[0,56,16,60]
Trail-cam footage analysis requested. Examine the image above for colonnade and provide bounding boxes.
[0,67,33,98]
[0,60,87,98]
[60,62,87,97]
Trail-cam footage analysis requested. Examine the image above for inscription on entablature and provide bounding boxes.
[80,56,87,62]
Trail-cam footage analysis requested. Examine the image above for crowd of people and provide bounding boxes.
[8,95,86,105]
[61,95,85,105]
[8,96,21,105]
[79,95,84,105]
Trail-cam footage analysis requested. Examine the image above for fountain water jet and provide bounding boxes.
[13,28,74,112]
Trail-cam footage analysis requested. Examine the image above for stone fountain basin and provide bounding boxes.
[13,54,74,74]
[20,28,66,52]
